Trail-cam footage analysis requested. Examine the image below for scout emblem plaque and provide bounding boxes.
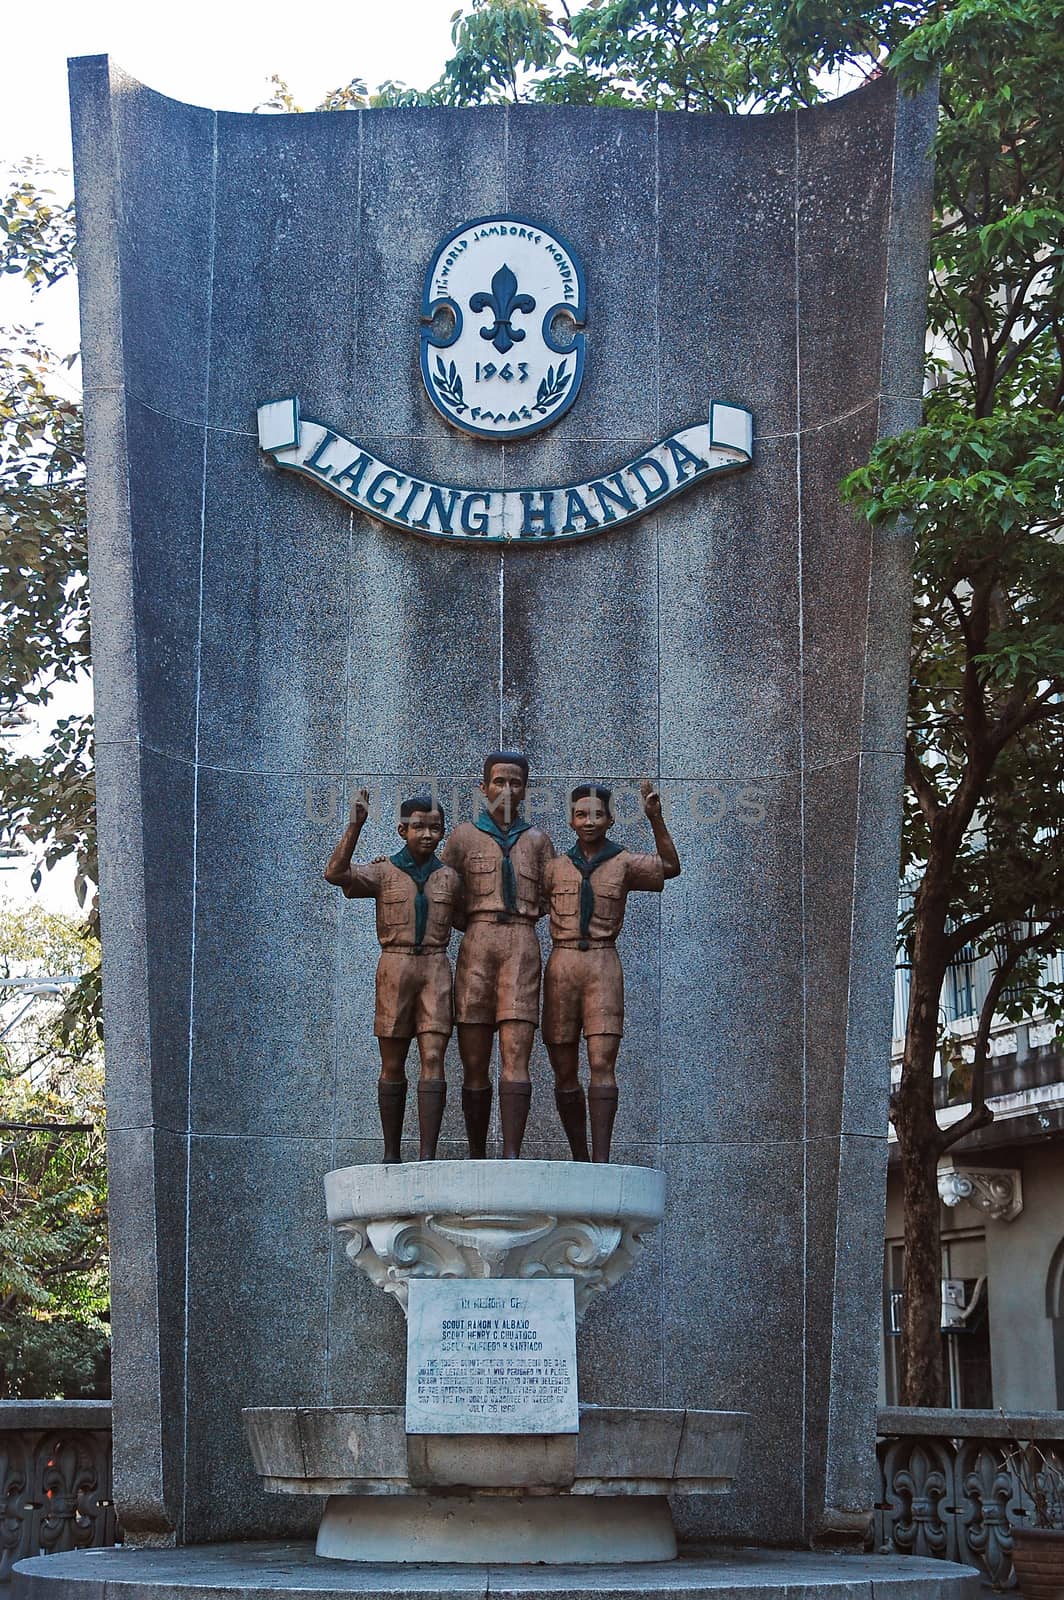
[419,215,587,440]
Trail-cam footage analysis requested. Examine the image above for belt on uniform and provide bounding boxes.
[466,911,535,927]
[381,944,448,954]
[552,938,617,951]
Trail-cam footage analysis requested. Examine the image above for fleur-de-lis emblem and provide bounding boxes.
[470,264,536,355]
[420,214,587,439]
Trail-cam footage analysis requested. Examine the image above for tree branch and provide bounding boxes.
[944,909,999,960]
[994,313,1060,393]
[939,914,1064,1154]
[906,739,944,825]
[945,586,972,647]
[39,1248,107,1283]
[996,693,1064,745]
[938,1098,994,1152]
[990,257,1047,353]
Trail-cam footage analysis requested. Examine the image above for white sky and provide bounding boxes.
[1,0,458,918]
[1,0,463,379]
[0,0,457,171]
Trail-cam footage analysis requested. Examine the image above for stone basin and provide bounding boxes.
[243,1404,748,1564]
[324,1160,665,1321]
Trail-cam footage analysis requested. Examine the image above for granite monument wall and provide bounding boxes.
[68,55,934,1546]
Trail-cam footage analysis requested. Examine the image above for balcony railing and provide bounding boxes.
[0,1402,120,1583]
[876,1407,1064,1587]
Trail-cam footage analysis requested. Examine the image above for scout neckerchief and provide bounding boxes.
[390,845,443,952]
[566,839,625,944]
[475,809,531,913]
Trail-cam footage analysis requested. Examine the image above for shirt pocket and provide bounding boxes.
[516,866,543,914]
[379,890,410,929]
[466,853,497,890]
[551,884,581,912]
[593,887,625,932]
[425,878,456,935]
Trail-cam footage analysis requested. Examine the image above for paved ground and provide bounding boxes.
[13,1542,983,1600]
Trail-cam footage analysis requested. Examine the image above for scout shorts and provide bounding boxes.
[373,950,453,1039]
[542,945,624,1042]
[454,918,542,1026]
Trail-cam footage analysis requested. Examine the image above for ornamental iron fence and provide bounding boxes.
[3,1399,1062,1585]
[875,1408,1064,1588]
[0,1402,120,1583]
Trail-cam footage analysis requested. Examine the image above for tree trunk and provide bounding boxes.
[896,1103,946,1406]
[895,865,952,1407]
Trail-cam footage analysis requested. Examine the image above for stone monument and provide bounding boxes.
[13,50,981,1600]
[306,754,735,1561]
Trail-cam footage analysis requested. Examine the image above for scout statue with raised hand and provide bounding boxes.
[324,790,463,1164]
[442,751,554,1160]
[543,778,680,1164]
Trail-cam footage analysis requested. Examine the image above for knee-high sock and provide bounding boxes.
[554,1086,590,1162]
[377,1080,407,1163]
[417,1081,447,1161]
[461,1084,492,1159]
[499,1081,532,1160]
[588,1084,619,1165]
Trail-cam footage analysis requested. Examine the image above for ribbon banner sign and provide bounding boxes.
[257,397,753,546]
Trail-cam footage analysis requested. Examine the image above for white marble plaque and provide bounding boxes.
[405,1278,578,1435]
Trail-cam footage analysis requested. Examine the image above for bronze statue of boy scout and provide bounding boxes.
[324,791,463,1163]
[442,751,554,1160]
[544,779,680,1163]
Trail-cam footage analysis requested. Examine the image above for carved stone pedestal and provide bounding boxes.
[324,1159,665,1320]
[297,1159,716,1562]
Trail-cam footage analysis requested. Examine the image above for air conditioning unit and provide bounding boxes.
[940,1276,986,1332]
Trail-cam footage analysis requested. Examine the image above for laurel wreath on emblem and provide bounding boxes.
[534,361,571,414]
[434,356,467,414]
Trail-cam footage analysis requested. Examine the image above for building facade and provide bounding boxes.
[882,942,1064,1409]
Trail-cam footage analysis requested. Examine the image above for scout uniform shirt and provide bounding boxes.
[442,819,554,922]
[340,854,462,1038]
[544,848,665,945]
[443,818,554,1025]
[542,847,665,1041]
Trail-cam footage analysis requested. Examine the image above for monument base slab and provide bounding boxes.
[13,1542,983,1600]
[244,1404,747,1498]
[317,1492,676,1563]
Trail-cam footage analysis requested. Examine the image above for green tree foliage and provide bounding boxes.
[0,166,76,287]
[429,0,926,110]
[1,163,96,1037]
[1,903,108,1398]
[439,0,561,104]
[255,73,375,112]
[254,72,437,113]
[840,0,1064,1404]
[260,3,560,110]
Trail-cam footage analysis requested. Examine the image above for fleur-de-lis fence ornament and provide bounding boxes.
[470,264,536,354]
[882,1438,953,1560]
[958,1439,1021,1588]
